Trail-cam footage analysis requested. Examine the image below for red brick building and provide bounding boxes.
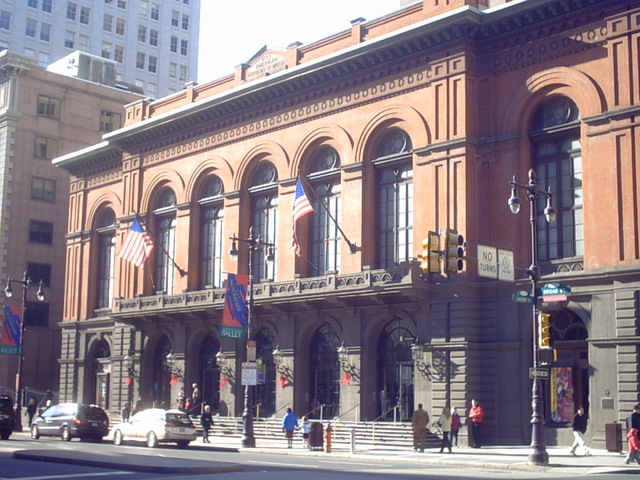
[55,0,640,448]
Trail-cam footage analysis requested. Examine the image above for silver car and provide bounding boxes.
[112,408,196,448]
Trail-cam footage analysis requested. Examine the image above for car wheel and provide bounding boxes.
[0,430,10,440]
[176,440,189,449]
[113,430,123,446]
[61,426,71,441]
[30,425,40,439]
[146,431,158,448]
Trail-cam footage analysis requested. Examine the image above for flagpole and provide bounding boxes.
[132,211,187,276]
[299,174,357,254]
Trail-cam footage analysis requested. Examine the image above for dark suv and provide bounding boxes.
[0,395,15,440]
[31,403,109,442]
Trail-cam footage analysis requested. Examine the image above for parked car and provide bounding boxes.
[112,408,196,448]
[0,395,15,440]
[30,403,109,442]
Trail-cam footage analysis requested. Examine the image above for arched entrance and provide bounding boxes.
[309,324,340,419]
[377,319,415,421]
[548,308,589,423]
[91,339,110,409]
[255,329,276,418]
[199,334,221,413]
[153,336,172,408]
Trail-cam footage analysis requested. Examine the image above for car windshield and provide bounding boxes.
[0,397,12,412]
[165,412,193,427]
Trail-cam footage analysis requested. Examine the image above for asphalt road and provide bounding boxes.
[0,434,637,480]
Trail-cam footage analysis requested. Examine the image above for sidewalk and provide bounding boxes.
[203,434,640,476]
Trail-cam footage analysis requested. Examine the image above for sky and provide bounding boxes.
[197,0,404,83]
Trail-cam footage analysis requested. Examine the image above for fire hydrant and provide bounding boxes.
[324,422,332,453]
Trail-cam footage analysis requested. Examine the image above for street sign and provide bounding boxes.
[513,290,534,304]
[529,367,549,379]
[478,245,498,279]
[498,249,514,282]
[540,283,571,296]
[241,362,257,386]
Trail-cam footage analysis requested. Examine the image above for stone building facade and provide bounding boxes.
[0,50,140,400]
[54,0,640,448]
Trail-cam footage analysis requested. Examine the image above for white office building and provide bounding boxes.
[0,0,200,98]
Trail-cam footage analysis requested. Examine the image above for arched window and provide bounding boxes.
[373,129,413,269]
[250,162,278,282]
[96,209,116,309]
[198,176,224,289]
[154,188,177,293]
[308,146,341,276]
[530,96,582,261]
[309,323,340,419]
[377,319,415,421]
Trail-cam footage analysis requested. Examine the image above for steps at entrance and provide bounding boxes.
[198,416,441,449]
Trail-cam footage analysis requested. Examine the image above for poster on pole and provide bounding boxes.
[241,362,258,386]
[218,273,248,340]
[1,306,22,355]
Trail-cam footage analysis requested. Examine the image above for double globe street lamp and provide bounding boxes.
[4,272,45,432]
[229,228,274,448]
[508,168,557,466]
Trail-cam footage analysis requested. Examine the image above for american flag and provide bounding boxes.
[118,218,154,268]
[290,178,314,256]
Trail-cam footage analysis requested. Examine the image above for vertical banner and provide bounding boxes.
[1,306,22,355]
[550,366,574,423]
[218,273,248,339]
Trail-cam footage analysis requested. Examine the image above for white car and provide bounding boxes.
[112,408,197,448]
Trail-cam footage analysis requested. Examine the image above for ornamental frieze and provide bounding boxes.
[139,56,464,168]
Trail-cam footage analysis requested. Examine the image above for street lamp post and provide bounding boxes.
[4,272,45,432]
[229,228,274,448]
[508,168,557,466]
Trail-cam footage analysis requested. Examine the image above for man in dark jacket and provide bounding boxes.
[570,407,590,456]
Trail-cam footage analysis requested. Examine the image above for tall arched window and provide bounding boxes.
[530,96,582,261]
[154,188,177,294]
[250,162,278,282]
[96,209,116,309]
[199,176,224,289]
[308,146,341,276]
[309,323,340,419]
[377,319,415,421]
[373,129,413,269]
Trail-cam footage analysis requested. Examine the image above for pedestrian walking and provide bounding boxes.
[25,398,37,426]
[437,406,452,453]
[121,402,130,422]
[569,406,590,456]
[411,403,429,453]
[626,404,640,432]
[450,406,460,447]
[282,408,299,448]
[625,428,640,464]
[468,399,484,448]
[201,405,213,443]
[191,383,201,413]
[300,416,311,448]
[176,388,185,411]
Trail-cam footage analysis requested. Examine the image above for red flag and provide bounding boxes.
[290,178,314,256]
[118,218,154,268]
[219,377,229,388]
[280,376,287,389]
[125,376,134,386]
[170,375,179,385]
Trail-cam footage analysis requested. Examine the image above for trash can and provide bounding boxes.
[605,422,622,452]
[308,421,323,450]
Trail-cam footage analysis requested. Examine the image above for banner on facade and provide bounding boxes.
[0,305,22,355]
[218,273,248,340]
[550,366,574,423]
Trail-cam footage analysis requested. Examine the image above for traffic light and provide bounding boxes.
[538,312,552,348]
[419,231,440,274]
[445,229,464,273]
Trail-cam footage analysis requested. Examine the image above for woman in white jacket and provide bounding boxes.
[438,406,453,453]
